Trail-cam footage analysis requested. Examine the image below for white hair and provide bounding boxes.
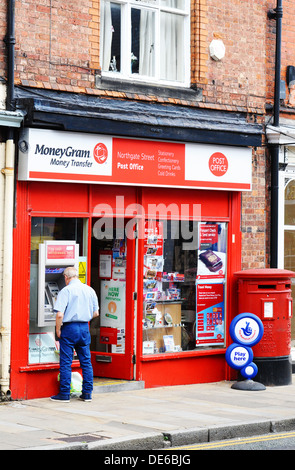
[63,266,78,279]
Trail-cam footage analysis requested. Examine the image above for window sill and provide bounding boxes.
[19,360,80,372]
[140,347,226,361]
[95,75,203,102]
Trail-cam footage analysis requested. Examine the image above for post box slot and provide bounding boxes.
[258,284,276,289]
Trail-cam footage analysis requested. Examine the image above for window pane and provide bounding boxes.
[160,12,184,82]
[101,2,121,72]
[131,8,155,77]
[284,230,295,271]
[130,0,159,6]
[160,0,185,10]
[285,180,295,225]
[100,0,188,84]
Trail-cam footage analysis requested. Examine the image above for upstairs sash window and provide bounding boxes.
[100,0,190,86]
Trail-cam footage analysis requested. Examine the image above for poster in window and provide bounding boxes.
[29,332,59,364]
[144,221,163,256]
[99,250,112,279]
[195,282,225,347]
[197,223,227,280]
[100,280,126,330]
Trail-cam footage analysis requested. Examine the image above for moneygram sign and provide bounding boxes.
[18,128,252,191]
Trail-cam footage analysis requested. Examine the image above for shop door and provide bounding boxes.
[90,218,136,380]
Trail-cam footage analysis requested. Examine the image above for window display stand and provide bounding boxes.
[142,300,183,354]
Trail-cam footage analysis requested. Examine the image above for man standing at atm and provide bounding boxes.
[50,266,99,402]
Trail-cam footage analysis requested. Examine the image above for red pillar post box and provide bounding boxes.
[234,269,295,386]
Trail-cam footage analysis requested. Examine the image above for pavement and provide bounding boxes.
[2,376,295,451]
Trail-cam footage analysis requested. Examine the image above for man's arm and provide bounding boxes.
[55,311,64,338]
[92,310,99,319]
[92,292,99,319]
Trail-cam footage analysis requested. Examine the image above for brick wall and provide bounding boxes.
[205,0,267,113]
[241,143,269,269]
[14,0,97,91]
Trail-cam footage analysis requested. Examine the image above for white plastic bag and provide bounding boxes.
[70,372,83,394]
[57,371,83,395]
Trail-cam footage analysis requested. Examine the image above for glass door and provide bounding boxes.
[90,217,136,379]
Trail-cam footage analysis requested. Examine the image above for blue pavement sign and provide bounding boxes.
[227,312,263,382]
[225,343,253,370]
[240,362,258,380]
[229,312,264,347]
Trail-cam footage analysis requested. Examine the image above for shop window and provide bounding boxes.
[100,0,190,86]
[29,217,86,364]
[142,220,227,354]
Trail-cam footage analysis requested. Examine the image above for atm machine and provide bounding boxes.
[38,240,79,327]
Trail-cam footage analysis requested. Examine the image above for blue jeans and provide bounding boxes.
[59,322,93,397]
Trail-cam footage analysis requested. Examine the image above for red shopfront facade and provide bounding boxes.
[11,127,252,399]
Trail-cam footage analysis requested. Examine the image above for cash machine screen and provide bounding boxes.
[43,268,65,323]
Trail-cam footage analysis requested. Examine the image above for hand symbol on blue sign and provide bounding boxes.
[240,321,252,337]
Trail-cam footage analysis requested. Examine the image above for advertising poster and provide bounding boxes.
[196,282,225,347]
[144,221,164,283]
[100,280,126,330]
[144,221,163,257]
[197,223,227,280]
[29,332,59,364]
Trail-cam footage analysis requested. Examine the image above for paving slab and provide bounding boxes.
[1,377,295,450]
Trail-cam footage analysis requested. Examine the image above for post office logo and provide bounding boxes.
[94,143,108,164]
[208,152,228,177]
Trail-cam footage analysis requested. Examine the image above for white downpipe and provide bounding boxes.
[0,138,14,396]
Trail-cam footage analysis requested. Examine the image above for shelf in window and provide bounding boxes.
[143,323,183,330]
[144,299,183,304]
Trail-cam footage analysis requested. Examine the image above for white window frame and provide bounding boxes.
[100,0,191,87]
[278,147,295,269]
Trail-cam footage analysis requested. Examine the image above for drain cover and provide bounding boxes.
[53,434,109,443]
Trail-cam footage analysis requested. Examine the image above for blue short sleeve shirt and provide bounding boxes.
[54,278,99,323]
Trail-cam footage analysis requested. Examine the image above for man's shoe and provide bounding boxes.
[79,393,92,402]
[50,393,70,402]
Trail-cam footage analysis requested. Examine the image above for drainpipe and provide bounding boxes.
[5,0,15,112]
[0,0,16,398]
[268,0,283,268]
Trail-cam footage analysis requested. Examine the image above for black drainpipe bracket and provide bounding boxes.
[267,7,283,20]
